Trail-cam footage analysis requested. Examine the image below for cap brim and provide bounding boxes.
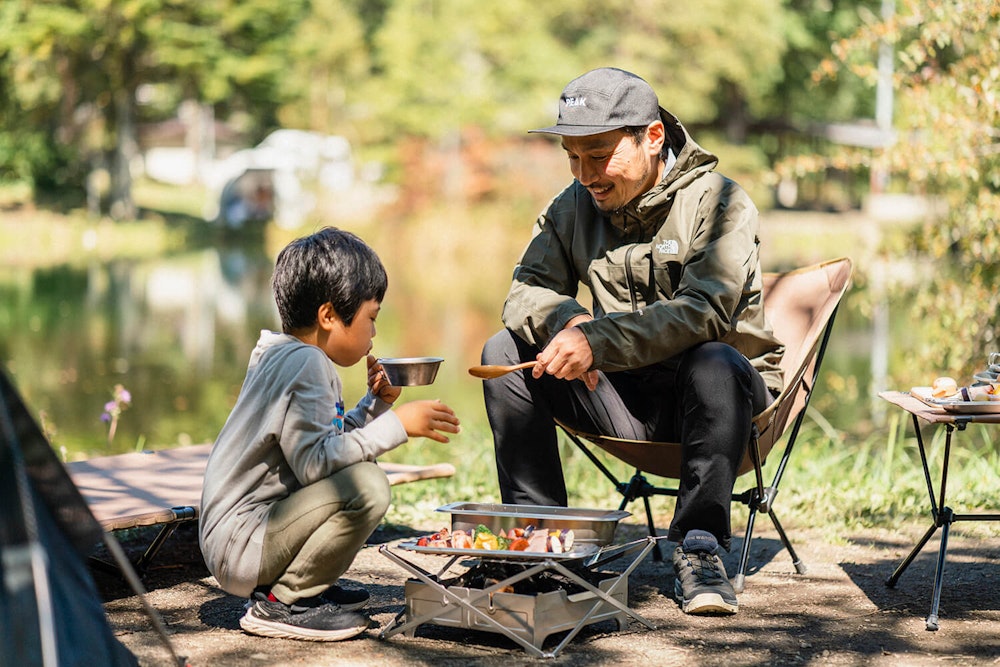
[528,124,625,136]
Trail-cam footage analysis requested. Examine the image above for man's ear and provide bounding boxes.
[646,120,666,156]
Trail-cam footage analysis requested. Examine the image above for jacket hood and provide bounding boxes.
[248,330,300,366]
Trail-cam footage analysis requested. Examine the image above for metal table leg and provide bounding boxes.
[925,509,952,631]
[878,391,1000,631]
[885,416,953,630]
[882,416,1000,630]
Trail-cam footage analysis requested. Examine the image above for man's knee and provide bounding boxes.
[482,329,513,365]
[686,342,750,374]
[681,342,754,398]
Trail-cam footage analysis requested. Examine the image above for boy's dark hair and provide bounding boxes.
[272,227,388,331]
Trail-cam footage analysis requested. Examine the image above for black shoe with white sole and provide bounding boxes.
[672,530,739,615]
[240,591,370,642]
[321,583,370,612]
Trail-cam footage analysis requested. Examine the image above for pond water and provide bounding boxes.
[0,229,878,460]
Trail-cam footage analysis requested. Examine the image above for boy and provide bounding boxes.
[199,227,461,641]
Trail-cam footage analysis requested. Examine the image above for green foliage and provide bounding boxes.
[3,0,870,190]
[384,406,1000,533]
[0,0,310,212]
[276,0,369,136]
[814,0,1000,377]
[766,0,881,123]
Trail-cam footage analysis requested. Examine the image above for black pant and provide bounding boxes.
[481,329,774,550]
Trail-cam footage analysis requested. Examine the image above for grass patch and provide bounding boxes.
[382,407,1000,538]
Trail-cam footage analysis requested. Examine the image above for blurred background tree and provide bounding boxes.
[1,0,880,208]
[809,0,1000,378]
[0,0,307,218]
[5,0,997,385]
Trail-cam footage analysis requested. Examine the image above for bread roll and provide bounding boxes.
[931,376,958,398]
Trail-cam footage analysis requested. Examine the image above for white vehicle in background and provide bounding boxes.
[196,129,354,230]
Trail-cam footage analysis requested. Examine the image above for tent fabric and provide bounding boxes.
[0,369,139,667]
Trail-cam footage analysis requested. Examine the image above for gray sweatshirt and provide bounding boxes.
[198,330,407,597]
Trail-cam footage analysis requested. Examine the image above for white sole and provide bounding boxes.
[682,591,738,615]
[240,612,368,642]
[674,580,738,615]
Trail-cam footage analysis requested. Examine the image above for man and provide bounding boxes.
[480,67,784,615]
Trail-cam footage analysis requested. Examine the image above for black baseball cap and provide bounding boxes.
[530,67,661,136]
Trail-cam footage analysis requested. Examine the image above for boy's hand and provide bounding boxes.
[393,399,461,443]
[367,354,401,403]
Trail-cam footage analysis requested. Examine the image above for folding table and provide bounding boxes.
[877,390,1000,630]
[66,444,456,576]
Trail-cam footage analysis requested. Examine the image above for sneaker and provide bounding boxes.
[672,530,738,615]
[321,583,370,612]
[240,592,371,641]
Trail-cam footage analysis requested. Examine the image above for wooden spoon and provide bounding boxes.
[467,361,538,379]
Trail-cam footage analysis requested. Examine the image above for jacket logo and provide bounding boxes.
[656,239,679,255]
[564,96,587,107]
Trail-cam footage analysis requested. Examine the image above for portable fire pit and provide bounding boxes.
[378,503,658,658]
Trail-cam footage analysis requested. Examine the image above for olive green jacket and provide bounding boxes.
[502,109,784,392]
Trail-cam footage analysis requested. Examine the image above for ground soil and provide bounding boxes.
[97,518,1000,667]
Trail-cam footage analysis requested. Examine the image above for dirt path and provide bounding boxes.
[98,520,1000,666]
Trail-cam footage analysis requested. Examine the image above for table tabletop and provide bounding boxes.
[879,390,1000,425]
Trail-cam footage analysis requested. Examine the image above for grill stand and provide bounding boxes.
[379,537,658,658]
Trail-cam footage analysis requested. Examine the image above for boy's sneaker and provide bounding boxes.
[240,591,370,641]
[321,583,370,612]
[672,529,739,615]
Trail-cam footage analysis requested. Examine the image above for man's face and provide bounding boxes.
[561,124,664,213]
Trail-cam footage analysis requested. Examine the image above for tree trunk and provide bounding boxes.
[109,87,137,221]
[720,81,749,144]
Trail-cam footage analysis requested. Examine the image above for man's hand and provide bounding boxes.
[534,316,599,391]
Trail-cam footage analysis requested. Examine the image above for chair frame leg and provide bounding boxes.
[560,300,839,579]
[553,283,845,593]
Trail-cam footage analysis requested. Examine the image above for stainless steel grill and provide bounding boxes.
[379,504,658,658]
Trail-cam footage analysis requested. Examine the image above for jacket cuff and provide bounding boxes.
[552,301,591,340]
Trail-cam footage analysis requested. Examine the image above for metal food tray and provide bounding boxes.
[398,539,599,562]
[436,502,630,546]
[910,387,1000,414]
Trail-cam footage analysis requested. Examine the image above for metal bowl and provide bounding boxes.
[378,357,443,386]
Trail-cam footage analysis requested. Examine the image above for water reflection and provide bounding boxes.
[1,230,875,461]
[1,240,281,457]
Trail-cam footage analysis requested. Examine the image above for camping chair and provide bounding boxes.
[557,257,853,592]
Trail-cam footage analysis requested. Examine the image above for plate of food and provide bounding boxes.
[910,384,1000,414]
[399,524,600,561]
